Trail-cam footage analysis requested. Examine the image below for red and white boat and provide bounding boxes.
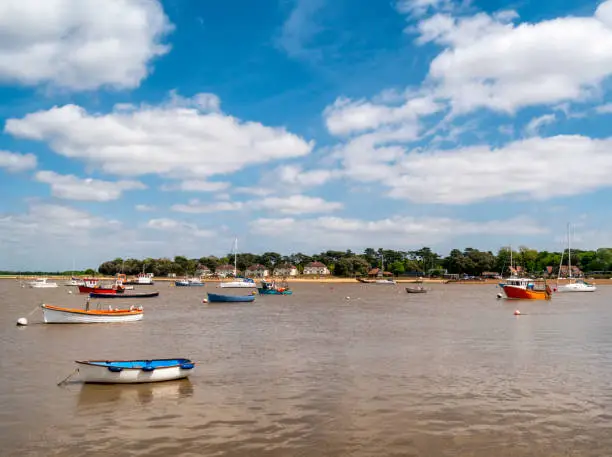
[78,278,125,295]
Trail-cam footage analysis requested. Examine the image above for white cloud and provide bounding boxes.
[276,165,336,187]
[161,180,230,192]
[324,95,442,136]
[135,204,156,212]
[386,135,612,204]
[0,0,172,90]
[171,200,245,214]
[233,187,274,197]
[172,194,342,215]
[250,214,546,249]
[146,218,214,238]
[165,90,220,112]
[35,170,145,201]
[257,195,342,214]
[416,1,612,113]
[524,114,556,137]
[5,92,314,180]
[0,150,37,172]
[277,0,325,59]
[397,0,458,18]
[595,103,612,114]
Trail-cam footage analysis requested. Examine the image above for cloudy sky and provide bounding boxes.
[1,0,612,270]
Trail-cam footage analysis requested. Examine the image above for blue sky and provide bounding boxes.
[1,0,612,270]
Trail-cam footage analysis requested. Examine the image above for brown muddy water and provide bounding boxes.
[1,280,611,456]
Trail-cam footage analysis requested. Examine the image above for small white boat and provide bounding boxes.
[219,278,257,288]
[65,277,85,286]
[76,358,195,383]
[41,303,143,324]
[375,279,396,285]
[29,278,58,288]
[556,280,597,293]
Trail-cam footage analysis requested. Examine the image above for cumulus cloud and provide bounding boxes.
[161,180,230,192]
[172,195,342,215]
[0,0,173,90]
[275,165,337,187]
[135,204,156,212]
[35,170,146,201]
[524,114,556,137]
[5,92,314,180]
[250,214,546,249]
[0,150,37,172]
[146,218,214,237]
[416,1,612,113]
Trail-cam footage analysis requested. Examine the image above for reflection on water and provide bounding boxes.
[76,379,195,410]
[2,281,612,456]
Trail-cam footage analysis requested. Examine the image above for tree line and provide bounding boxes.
[94,246,612,278]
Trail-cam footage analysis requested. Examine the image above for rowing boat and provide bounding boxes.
[41,304,143,324]
[75,358,195,383]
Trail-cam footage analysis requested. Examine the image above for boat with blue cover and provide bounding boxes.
[75,358,196,383]
[89,291,159,299]
[175,278,205,287]
[207,292,256,303]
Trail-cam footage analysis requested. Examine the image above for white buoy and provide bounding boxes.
[68,290,73,294]
[514,309,521,316]
[496,293,503,299]
[16,317,28,326]
[202,298,209,303]
[345,296,350,300]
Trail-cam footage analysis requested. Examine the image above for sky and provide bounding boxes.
[1,0,612,270]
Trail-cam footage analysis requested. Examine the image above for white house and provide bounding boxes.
[197,266,213,277]
[215,264,236,278]
[273,264,298,277]
[246,264,269,278]
[303,261,330,275]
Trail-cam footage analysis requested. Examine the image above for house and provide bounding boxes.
[367,268,392,278]
[509,266,524,275]
[559,265,583,277]
[303,261,330,275]
[215,264,236,278]
[196,265,213,277]
[273,264,298,277]
[246,264,269,278]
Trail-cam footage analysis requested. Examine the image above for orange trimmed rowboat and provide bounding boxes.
[41,304,143,323]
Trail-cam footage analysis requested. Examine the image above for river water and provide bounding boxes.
[1,280,611,456]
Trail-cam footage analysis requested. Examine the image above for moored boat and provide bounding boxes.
[258,280,292,295]
[556,280,597,292]
[175,278,205,287]
[41,303,143,324]
[89,291,159,299]
[65,277,85,286]
[207,292,256,303]
[219,277,256,288]
[375,278,396,285]
[356,278,376,283]
[29,278,58,288]
[501,278,551,300]
[406,286,427,293]
[76,358,195,383]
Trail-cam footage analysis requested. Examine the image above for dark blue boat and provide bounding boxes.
[89,291,159,299]
[206,292,255,303]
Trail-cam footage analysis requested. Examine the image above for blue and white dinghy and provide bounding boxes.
[75,358,196,384]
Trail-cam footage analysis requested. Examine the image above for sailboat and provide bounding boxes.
[219,238,256,288]
[375,253,396,285]
[556,223,596,292]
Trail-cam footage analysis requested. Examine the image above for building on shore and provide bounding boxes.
[303,261,330,275]
[246,264,269,278]
[273,264,298,276]
[216,264,237,277]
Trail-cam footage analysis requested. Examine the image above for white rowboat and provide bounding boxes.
[76,359,195,383]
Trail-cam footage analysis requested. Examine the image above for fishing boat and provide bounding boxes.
[207,292,256,303]
[556,223,597,293]
[28,278,59,288]
[89,291,159,299]
[175,278,205,287]
[75,358,195,384]
[406,286,427,294]
[125,271,155,285]
[258,280,292,295]
[79,282,125,294]
[41,303,143,324]
[501,278,552,300]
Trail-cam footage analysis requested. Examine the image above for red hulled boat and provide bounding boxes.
[78,278,124,295]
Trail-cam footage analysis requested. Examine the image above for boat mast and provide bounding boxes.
[509,245,513,276]
[567,222,572,279]
[234,237,238,277]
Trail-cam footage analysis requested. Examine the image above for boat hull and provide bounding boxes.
[41,304,143,324]
[78,286,119,294]
[89,291,159,299]
[76,359,194,384]
[556,283,597,292]
[219,281,256,288]
[30,284,59,288]
[502,285,551,300]
[175,281,204,287]
[207,292,256,303]
[406,287,427,294]
[257,288,293,295]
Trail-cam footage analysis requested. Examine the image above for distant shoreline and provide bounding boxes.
[3,276,611,285]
